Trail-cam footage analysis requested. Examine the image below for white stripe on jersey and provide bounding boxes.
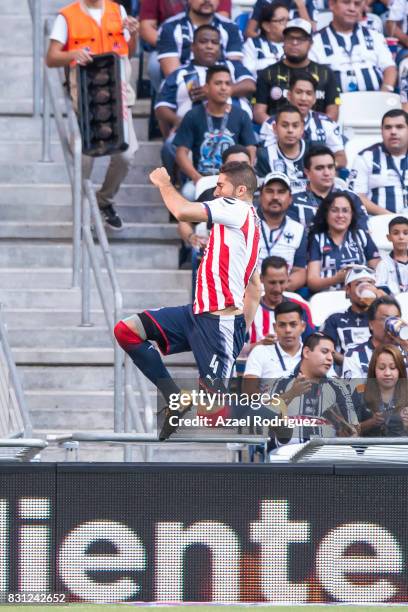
[219,317,236,378]
[376,252,408,294]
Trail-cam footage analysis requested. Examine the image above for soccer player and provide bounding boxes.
[114,162,261,439]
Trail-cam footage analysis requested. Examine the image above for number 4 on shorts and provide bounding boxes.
[209,354,219,375]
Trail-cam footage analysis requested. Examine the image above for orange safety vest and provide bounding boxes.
[60,0,129,64]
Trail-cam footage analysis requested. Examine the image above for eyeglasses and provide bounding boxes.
[284,35,309,43]
[270,17,289,24]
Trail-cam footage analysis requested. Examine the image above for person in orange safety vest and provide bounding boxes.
[46,0,139,230]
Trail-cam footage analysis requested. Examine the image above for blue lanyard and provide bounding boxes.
[274,344,287,372]
[261,218,286,256]
[387,153,408,207]
[330,24,360,59]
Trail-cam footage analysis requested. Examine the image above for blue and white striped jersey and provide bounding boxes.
[256,140,308,193]
[157,11,243,66]
[155,60,254,119]
[376,252,408,294]
[242,36,284,78]
[257,213,307,271]
[320,306,370,354]
[342,338,374,379]
[309,24,394,93]
[349,142,408,213]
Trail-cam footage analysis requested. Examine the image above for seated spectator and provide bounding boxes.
[353,344,408,436]
[376,216,408,293]
[157,0,242,78]
[174,65,257,200]
[320,265,384,366]
[349,109,408,215]
[155,25,255,138]
[309,0,396,94]
[269,332,359,447]
[256,105,308,193]
[243,302,305,396]
[342,295,405,378]
[386,0,408,109]
[245,0,312,39]
[257,172,308,289]
[290,145,367,230]
[242,2,288,77]
[260,74,347,168]
[253,18,341,125]
[248,255,315,348]
[307,191,380,292]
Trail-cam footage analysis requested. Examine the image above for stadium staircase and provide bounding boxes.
[0,0,236,461]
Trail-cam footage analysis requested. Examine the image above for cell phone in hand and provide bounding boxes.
[183,71,200,98]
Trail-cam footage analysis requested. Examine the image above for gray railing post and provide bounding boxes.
[81,194,92,327]
[41,66,52,163]
[32,0,42,117]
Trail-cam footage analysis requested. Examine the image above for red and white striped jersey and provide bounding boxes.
[193,197,260,314]
[249,295,315,343]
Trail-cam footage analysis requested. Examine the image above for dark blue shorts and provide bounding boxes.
[142,304,246,380]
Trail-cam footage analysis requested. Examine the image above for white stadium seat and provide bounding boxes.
[367,214,403,254]
[315,11,333,30]
[309,290,350,327]
[345,134,380,168]
[396,293,408,321]
[339,92,401,135]
[195,175,218,200]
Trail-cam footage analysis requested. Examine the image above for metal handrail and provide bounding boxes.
[27,0,42,117]
[0,307,33,438]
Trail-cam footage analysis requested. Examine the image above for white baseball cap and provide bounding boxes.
[345,265,376,285]
[283,18,313,37]
[262,171,291,190]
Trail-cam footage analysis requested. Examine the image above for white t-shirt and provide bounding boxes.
[50,6,130,44]
[245,342,302,380]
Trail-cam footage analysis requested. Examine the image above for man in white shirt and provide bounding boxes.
[349,109,408,215]
[310,0,396,94]
[243,302,305,396]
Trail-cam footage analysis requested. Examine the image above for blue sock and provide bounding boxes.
[127,341,180,404]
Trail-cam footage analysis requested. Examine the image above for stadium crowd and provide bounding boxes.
[48,0,408,443]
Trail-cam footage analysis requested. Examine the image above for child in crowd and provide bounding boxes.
[376,216,408,294]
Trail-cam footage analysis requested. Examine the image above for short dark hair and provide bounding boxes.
[220,161,258,197]
[289,72,317,92]
[302,331,334,356]
[206,64,230,84]
[274,301,303,320]
[261,255,288,275]
[221,145,250,164]
[367,296,401,321]
[389,216,408,231]
[259,1,289,34]
[381,109,408,126]
[304,145,335,170]
[275,104,304,124]
[193,24,220,42]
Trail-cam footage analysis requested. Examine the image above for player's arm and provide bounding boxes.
[150,168,208,222]
[243,270,262,331]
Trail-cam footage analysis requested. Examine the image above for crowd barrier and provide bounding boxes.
[0,462,407,603]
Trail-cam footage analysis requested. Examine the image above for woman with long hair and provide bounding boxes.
[354,344,408,436]
[307,191,380,292]
[242,2,289,77]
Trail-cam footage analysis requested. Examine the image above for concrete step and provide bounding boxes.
[0,58,33,114]
[0,0,30,14]
[0,268,191,290]
[0,221,179,241]
[0,140,161,164]
[1,288,189,309]
[13,347,195,366]
[0,183,164,206]
[0,203,168,223]
[0,241,179,269]
[0,17,32,56]
[18,364,198,390]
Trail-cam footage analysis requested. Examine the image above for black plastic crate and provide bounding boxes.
[77,52,130,157]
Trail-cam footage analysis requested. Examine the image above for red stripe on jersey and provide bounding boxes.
[262,307,270,337]
[290,297,314,327]
[219,225,234,307]
[244,211,260,286]
[241,212,249,245]
[195,258,205,313]
[250,321,257,343]
[205,228,218,311]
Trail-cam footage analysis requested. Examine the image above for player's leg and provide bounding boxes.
[114,306,190,405]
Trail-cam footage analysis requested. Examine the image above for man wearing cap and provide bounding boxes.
[253,18,341,126]
[310,0,396,94]
[320,266,385,367]
[257,170,307,290]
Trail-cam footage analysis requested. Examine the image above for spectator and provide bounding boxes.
[242,2,288,77]
[269,332,359,448]
[245,0,313,39]
[360,0,383,33]
[248,255,315,348]
[256,105,308,193]
[289,145,368,229]
[376,216,408,293]
[349,109,408,215]
[342,295,405,378]
[157,0,242,78]
[309,0,396,94]
[260,74,347,168]
[353,344,408,436]
[155,25,255,138]
[320,265,384,366]
[254,18,341,125]
[46,0,139,230]
[174,65,257,199]
[386,0,408,109]
[307,191,380,292]
[243,302,305,397]
[257,172,308,290]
